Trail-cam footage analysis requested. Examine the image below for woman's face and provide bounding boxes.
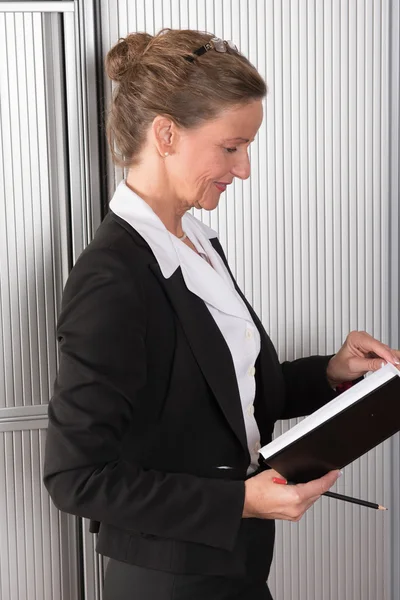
[167,99,263,211]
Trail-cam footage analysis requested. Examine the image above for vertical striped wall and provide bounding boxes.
[389,0,400,597]
[99,2,398,599]
[0,4,88,599]
[0,11,70,409]
[0,420,80,600]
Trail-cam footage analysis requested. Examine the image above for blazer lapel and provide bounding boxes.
[149,262,249,457]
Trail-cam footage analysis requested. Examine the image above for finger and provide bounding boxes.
[349,356,392,373]
[354,338,399,366]
[391,349,400,367]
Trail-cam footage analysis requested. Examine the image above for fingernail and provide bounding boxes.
[272,477,287,485]
[381,361,386,368]
[337,470,343,478]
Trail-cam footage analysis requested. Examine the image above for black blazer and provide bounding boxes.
[43,211,336,579]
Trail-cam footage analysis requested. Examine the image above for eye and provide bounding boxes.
[224,147,237,154]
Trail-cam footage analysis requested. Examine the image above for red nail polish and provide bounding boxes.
[272,477,287,485]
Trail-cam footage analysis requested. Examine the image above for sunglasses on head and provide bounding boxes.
[185,37,238,62]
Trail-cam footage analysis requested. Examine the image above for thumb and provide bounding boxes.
[298,470,341,498]
[368,358,387,372]
[350,357,386,373]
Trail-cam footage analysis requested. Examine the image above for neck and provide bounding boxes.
[126,162,188,238]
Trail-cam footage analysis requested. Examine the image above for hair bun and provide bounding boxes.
[105,32,153,82]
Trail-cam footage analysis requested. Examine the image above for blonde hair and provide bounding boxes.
[105,28,267,167]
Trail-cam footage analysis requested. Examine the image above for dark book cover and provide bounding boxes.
[262,373,400,483]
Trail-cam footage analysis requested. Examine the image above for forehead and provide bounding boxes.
[191,100,264,141]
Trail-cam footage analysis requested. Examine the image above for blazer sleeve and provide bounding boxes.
[280,355,337,419]
[43,247,245,552]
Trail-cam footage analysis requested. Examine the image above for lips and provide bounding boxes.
[214,182,230,192]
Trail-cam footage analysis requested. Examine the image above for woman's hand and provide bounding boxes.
[326,330,400,388]
[243,469,340,521]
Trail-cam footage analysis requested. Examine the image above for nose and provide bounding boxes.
[231,150,251,180]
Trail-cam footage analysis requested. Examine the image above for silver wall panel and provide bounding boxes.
[0,12,69,409]
[389,0,400,596]
[62,5,102,264]
[98,1,398,599]
[0,3,74,13]
[0,4,102,409]
[81,522,106,600]
[75,0,103,237]
[0,428,80,600]
[0,3,103,599]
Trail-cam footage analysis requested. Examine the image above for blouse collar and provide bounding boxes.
[109,180,251,322]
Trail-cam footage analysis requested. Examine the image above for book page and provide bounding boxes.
[260,362,400,460]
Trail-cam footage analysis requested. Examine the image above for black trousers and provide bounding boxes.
[103,560,273,600]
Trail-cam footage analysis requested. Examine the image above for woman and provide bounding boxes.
[43,29,399,599]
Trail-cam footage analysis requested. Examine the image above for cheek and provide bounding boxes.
[171,144,230,197]
[179,161,220,190]
[193,158,229,188]
[182,141,228,175]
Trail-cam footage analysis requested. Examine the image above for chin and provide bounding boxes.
[195,194,222,212]
[199,203,219,212]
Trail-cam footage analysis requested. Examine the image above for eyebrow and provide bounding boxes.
[223,137,250,143]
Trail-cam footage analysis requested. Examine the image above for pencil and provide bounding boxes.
[322,490,387,510]
[272,477,387,510]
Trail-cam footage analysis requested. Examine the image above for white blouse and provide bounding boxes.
[110,181,262,473]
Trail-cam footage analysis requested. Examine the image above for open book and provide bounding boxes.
[260,363,400,483]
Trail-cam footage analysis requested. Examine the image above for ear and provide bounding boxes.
[152,115,179,157]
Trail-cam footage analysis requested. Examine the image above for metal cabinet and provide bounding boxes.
[1,1,399,599]
[98,2,399,597]
[0,2,101,598]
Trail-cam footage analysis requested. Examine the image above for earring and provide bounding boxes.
[164,152,169,157]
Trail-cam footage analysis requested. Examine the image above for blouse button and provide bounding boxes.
[247,404,255,416]
[248,366,256,377]
[245,328,253,339]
